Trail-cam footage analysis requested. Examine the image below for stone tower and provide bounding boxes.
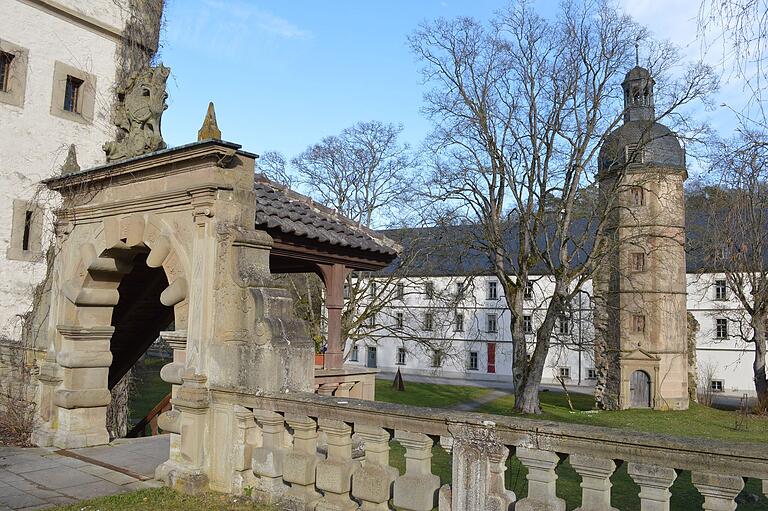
[595,65,689,410]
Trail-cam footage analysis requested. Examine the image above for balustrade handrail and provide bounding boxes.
[212,387,768,480]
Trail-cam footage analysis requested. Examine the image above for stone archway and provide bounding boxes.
[33,213,191,449]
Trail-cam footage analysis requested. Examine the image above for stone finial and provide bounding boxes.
[61,144,80,175]
[103,64,170,162]
[197,102,221,141]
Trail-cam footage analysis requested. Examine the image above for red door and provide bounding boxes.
[487,343,496,373]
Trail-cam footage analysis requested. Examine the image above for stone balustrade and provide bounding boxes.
[212,389,768,510]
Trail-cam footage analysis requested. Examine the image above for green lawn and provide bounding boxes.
[375,378,490,408]
[128,356,170,429]
[377,380,768,511]
[49,487,275,511]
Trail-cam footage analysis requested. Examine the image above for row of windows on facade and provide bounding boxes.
[349,344,600,378]
[360,280,538,302]
[365,310,574,335]
[0,48,90,116]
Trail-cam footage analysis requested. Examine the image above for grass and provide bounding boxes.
[48,487,275,510]
[128,356,170,429]
[376,379,768,511]
[375,378,490,408]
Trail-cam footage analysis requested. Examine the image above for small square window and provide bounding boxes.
[487,281,497,300]
[715,318,728,339]
[395,312,404,329]
[587,368,597,380]
[431,349,443,367]
[523,315,533,334]
[425,281,434,299]
[396,282,405,300]
[632,314,646,333]
[714,280,727,301]
[397,347,407,365]
[350,345,358,362]
[63,75,84,113]
[630,252,646,272]
[454,313,464,332]
[710,379,724,393]
[0,51,13,92]
[424,312,434,331]
[486,313,497,333]
[468,351,479,371]
[558,367,571,380]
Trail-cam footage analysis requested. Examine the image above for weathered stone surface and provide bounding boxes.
[197,102,222,141]
[514,447,565,511]
[570,454,618,511]
[627,462,677,511]
[691,472,744,511]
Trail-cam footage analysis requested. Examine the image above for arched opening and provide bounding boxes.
[630,369,652,408]
[108,253,174,437]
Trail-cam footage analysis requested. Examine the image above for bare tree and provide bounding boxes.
[411,0,715,413]
[694,132,768,408]
[292,121,419,229]
[257,150,295,188]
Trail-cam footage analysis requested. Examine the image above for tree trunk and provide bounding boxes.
[753,314,768,412]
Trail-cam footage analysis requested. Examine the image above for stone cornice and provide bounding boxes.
[18,0,126,45]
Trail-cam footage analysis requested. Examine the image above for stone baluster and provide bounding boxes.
[252,410,287,496]
[627,463,677,511]
[352,424,398,510]
[570,455,618,511]
[691,472,744,511]
[282,414,322,506]
[488,445,517,510]
[392,431,440,511]
[231,406,258,495]
[515,447,566,511]
[316,419,360,511]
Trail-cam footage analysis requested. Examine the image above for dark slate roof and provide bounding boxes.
[253,175,398,257]
[599,120,685,173]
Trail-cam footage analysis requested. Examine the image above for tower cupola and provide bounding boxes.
[622,66,655,122]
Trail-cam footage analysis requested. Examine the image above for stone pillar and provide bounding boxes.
[691,472,744,511]
[570,454,618,511]
[282,414,321,506]
[352,424,398,510]
[157,330,186,470]
[316,419,360,511]
[515,447,566,511]
[393,431,440,511]
[252,410,287,497]
[449,424,515,511]
[30,350,62,446]
[627,463,677,511]
[231,406,258,495]
[52,325,114,448]
[318,263,350,370]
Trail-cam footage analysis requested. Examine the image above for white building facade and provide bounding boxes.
[0,0,157,343]
[346,272,758,395]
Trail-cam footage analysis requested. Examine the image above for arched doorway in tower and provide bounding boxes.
[630,370,652,408]
[108,253,174,438]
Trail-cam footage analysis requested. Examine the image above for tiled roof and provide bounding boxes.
[253,175,398,257]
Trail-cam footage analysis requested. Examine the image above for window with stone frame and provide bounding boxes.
[632,314,646,333]
[630,185,645,206]
[710,379,724,392]
[431,349,443,367]
[715,318,729,339]
[396,347,407,365]
[0,39,27,107]
[395,312,404,329]
[468,351,479,371]
[524,281,534,300]
[454,313,464,332]
[369,281,377,299]
[630,252,646,272]
[557,314,570,335]
[63,75,84,113]
[486,313,498,333]
[423,312,434,331]
[558,367,571,380]
[50,61,96,123]
[587,368,598,380]
[7,200,43,262]
[350,345,359,362]
[487,281,498,300]
[367,313,376,327]
[714,280,728,301]
[396,282,405,300]
[523,314,533,334]
[424,281,434,299]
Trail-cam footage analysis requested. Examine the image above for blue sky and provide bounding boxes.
[159,0,739,163]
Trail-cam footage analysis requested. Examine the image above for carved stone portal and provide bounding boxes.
[103,65,170,162]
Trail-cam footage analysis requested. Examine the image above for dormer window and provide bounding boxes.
[625,144,644,164]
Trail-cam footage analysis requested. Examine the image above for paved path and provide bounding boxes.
[452,389,508,411]
[0,435,169,510]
